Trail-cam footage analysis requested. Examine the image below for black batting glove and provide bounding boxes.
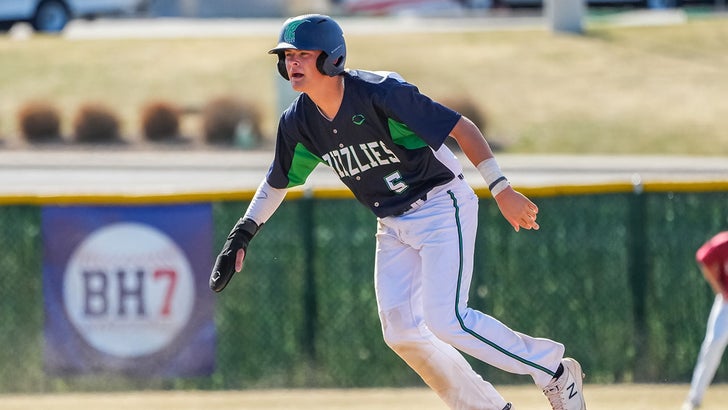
[209,218,261,293]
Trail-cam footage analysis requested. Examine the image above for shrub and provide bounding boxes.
[71,102,123,144]
[16,100,62,143]
[201,96,262,148]
[140,100,182,143]
[438,97,500,151]
[442,97,488,132]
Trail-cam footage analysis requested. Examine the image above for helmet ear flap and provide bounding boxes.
[276,54,289,80]
[316,51,328,76]
[316,51,344,77]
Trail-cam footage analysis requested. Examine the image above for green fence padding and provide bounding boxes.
[1,185,727,393]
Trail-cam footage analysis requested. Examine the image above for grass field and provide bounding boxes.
[2,384,728,409]
[1,14,727,154]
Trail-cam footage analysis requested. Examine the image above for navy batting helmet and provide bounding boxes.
[268,14,347,80]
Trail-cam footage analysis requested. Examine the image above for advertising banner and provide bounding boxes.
[42,204,215,377]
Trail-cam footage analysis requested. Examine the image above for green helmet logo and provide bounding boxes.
[283,19,309,44]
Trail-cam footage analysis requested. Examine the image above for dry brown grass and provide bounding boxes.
[0,17,727,153]
[1,384,727,410]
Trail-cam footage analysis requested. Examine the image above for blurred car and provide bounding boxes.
[341,0,471,15]
[499,0,634,4]
[498,0,716,7]
[0,0,147,33]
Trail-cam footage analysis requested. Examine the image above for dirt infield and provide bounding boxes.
[1,384,727,410]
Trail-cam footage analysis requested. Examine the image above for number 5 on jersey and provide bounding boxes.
[385,171,409,194]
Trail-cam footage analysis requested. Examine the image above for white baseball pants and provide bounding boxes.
[375,176,565,410]
[686,294,728,406]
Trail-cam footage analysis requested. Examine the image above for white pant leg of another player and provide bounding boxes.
[375,208,508,408]
[687,295,728,406]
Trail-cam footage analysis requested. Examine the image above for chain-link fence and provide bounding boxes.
[1,185,727,393]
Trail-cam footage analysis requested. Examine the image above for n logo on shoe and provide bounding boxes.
[567,382,578,399]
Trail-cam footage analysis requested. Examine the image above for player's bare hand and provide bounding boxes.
[494,186,539,232]
[235,248,246,272]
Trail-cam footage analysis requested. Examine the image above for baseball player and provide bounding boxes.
[682,231,728,410]
[210,14,587,410]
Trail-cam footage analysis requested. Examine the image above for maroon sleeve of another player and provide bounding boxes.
[696,232,728,293]
[696,231,728,265]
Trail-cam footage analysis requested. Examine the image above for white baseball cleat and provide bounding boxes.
[542,357,586,410]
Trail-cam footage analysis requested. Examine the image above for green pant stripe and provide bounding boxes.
[447,190,555,377]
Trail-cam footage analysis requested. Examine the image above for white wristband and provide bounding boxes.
[476,158,510,197]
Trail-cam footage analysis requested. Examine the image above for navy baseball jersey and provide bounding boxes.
[267,69,464,218]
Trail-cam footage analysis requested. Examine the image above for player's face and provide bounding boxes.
[284,49,325,92]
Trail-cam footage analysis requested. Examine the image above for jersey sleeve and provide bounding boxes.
[266,111,325,189]
[380,80,461,151]
[696,231,728,266]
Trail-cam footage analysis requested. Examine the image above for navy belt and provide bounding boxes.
[392,173,463,217]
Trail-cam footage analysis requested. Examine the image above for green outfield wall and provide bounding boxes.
[1,181,728,393]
